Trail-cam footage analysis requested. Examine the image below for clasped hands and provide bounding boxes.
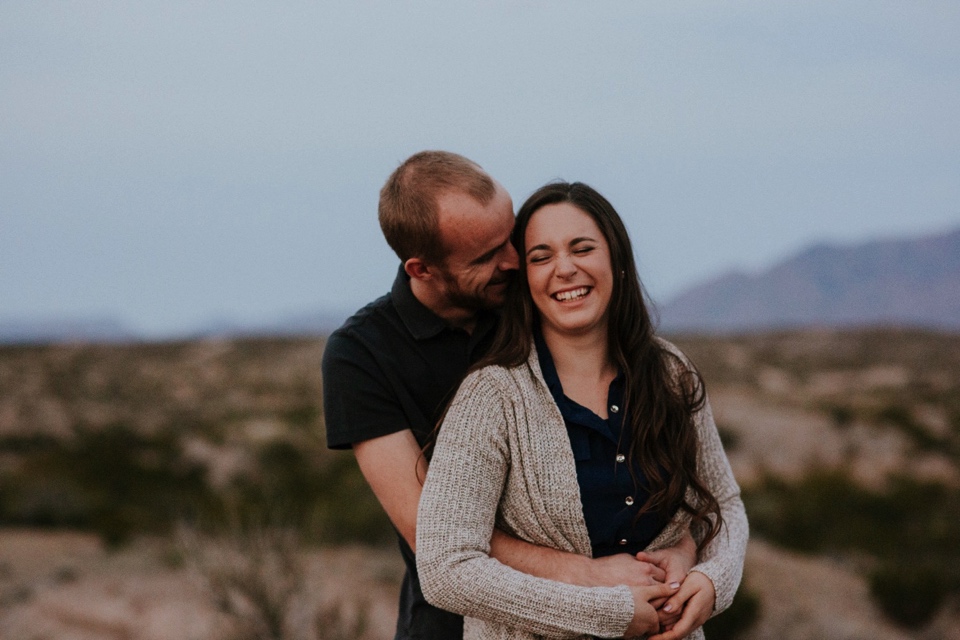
[591,532,715,640]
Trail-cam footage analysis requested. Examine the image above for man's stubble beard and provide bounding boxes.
[438,272,508,314]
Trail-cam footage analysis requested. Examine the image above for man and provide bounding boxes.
[323,151,694,639]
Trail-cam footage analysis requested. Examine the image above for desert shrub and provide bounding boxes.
[743,471,886,554]
[178,524,368,640]
[216,441,393,546]
[283,404,321,430]
[0,424,213,545]
[0,428,392,547]
[314,454,394,546]
[702,582,760,639]
[870,561,949,627]
[875,403,943,451]
[744,471,960,627]
[68,424,211,543]
[825,403,855,428]
[715,423,740,450]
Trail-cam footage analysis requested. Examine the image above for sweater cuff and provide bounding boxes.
[687,564,732,615]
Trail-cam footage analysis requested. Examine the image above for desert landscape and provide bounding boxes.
[1,328,958,639]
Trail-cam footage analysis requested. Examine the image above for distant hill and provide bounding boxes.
[193,309,352,339]
[0,310,353,345]
[9,227,958,343]
[0,318,136,345]
[661,227,960,333]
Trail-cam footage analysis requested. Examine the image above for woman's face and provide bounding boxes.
[524,202,614,340]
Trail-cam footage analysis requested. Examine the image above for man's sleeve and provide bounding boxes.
[322,331,411,449]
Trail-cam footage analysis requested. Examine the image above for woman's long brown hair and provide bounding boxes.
[475,181,723,552]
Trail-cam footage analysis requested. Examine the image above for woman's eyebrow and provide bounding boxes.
[526,243,551,256]
[526,236,598,257]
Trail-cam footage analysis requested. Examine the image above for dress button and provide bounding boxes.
[619,538,628,546]
[610,405,619,413]
[616,453,625,463]
[625,496,634,506]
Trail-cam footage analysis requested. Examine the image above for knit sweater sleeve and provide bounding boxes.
[416,368,635,639]
[688,391,749,614]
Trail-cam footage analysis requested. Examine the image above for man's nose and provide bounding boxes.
[499,242,520,271]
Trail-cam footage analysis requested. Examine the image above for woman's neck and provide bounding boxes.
[541,325,617,416]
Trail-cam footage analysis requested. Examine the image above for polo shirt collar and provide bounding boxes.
[390,265,498,343]
[392,266,449,340]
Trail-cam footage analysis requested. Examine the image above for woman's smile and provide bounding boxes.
[525,202,613,339]
[552,286,592,302]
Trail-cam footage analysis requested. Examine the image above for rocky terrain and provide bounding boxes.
[1,329,958,639]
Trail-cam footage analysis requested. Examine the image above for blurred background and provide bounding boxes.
[2,2,959,639]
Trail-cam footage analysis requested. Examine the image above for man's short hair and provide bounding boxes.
[379,150,496,264]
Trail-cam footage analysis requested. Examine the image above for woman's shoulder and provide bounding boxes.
[651,336,700,381]
[653,335,688,360]
[459,361,532,394]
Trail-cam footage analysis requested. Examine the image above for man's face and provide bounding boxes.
[433,183,519,312]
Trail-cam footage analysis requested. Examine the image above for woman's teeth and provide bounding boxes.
[554,287,589,302]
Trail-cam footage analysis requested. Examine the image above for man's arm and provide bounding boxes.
[353,428,694,588]
[353,429,426,550]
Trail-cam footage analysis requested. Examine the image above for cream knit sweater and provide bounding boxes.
[417,340,748,639]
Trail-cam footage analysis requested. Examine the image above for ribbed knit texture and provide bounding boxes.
[417,340,748,639]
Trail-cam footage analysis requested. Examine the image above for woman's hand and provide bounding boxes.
[648,571,716,640]
[623,582,680,638]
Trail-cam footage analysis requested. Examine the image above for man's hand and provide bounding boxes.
[577,553,666,587]
[635,529,697,588]
[499,529,697,592]
[648,571,716,640]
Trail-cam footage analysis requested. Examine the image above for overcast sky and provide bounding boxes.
[3,1,959,337]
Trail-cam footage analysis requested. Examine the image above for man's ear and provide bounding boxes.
[404,258,433,281]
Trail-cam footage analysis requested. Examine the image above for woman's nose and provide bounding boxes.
[555,253,577,278]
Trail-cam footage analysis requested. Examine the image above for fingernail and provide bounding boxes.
[664,604,674,612]
[670,582,680,589]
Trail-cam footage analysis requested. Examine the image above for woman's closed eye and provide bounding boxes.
[528,253,551,264]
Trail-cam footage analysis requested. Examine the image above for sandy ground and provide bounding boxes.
[741,540,960,640]
[2,529,958,640]
[0,529,402,640]
[709,388,959,489]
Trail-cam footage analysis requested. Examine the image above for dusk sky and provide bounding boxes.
[3,2,959,338]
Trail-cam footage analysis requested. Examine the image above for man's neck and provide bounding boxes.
[410,277,478,334]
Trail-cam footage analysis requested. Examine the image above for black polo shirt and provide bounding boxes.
[534,330,668,558]
[322,266,497,640]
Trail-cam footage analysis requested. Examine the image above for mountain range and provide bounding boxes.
[4,226,958,343]
[659,226,960,332]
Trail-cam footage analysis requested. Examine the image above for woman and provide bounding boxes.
[417,182,748,639]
